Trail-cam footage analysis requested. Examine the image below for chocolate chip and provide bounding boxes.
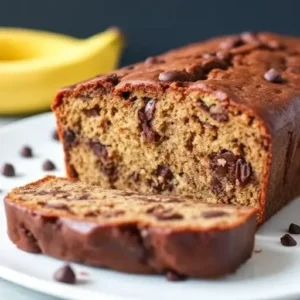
[165,270,186,282]
[240,32,259,44]
[288,223,300,234]
[42,160,56,171]
[1,163,15,177]
[209,105,229,122]
[201,58,228,73]
[46,203,69,210]
[202,210,229,218]
[158,70,188,82]
[20,146,33,158]
[147,206,183,220]
[107,73,119,85]
[131,172,140,182]
[141,123,161,143]
[280,234,297,246]
[83,105,101,117]
[63,129,76,145]
[145,56,165,65]
[88,141,108,158]
[264,68,284,83]
[216,51,232,62]
[52,130,59,141]
[220,36,243,50]
[54,264,76,284]
[235,158,252,185]
[156,165,173,181]
[144,100,156,121]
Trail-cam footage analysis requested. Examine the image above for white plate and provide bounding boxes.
[0,113,300,300]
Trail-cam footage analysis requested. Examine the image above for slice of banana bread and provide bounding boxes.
[5,176,256,278]
[53,32,300,224]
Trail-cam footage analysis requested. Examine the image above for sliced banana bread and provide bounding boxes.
[53,32,300,224]
[5,176,256,278]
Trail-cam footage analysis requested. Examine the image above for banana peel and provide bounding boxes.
[0,27,125,115]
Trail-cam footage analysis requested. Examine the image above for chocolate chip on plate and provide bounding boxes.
[288,223,300,235]
[263,68,284,83]
[280,233,297,246]
[42,160,56,171]
[54,264,76,284]
[20,146,33,158]
[52,130,59,141]
[165,270,186,282]
[1,163,15,177]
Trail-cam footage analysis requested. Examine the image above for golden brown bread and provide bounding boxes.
[53,32,300,224]
[5,176,256,278]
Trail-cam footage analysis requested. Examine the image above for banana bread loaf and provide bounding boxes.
[5,176,256,278]
[53,32,300,224]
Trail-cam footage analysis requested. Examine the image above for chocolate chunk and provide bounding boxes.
[42,160,56,171]
[54,264,76,284]
[216,51,232,62]
[1,163,15,177]
[158,70,188,82]
[209,105,229,122]
[144,100,156,121]
[147,206,183,220]
[63,129,76,145]
[107,73,119,85]
[202,210,229,218]
[83,105,101,117]
[220,36,243,50]
[20,146,33,158]
[156,165,173,180]
[141,123,160,143]
[88,141,108,158]
[240,32,259,44]
[52,130,59,141]
[131,172,140,182]
[264,68,284,83]
[201,58,228,73]
[165,270,186,282]
[46,203,69,210]
[280,234,297,246]
[145,56,165,65]
[235,158,252,185]
[288,223,300,234]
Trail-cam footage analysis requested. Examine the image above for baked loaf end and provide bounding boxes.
[53,32,300,224]
[5,176,256,278]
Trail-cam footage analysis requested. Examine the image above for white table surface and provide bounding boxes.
[0,116,58,300]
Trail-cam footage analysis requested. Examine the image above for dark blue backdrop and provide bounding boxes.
[2,0,299,65]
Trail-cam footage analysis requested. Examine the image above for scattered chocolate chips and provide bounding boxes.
[263,68,284,83]
[165,270,186,282]
[288,223,300,234]
[280,234,297,246]
[42,160,56,171]
[52,130,59,141]
[107,73,119,85]
[1,163,15,177]
[235,158,252,185]
[54,264,76,284]
[63,129,76,145]
[20,146,33,158]
[45,202,69,210]
[202,210,229,218]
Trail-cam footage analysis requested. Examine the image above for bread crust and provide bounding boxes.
[4,176,256,278]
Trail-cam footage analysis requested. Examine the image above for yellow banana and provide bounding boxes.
[0,27,125,115]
